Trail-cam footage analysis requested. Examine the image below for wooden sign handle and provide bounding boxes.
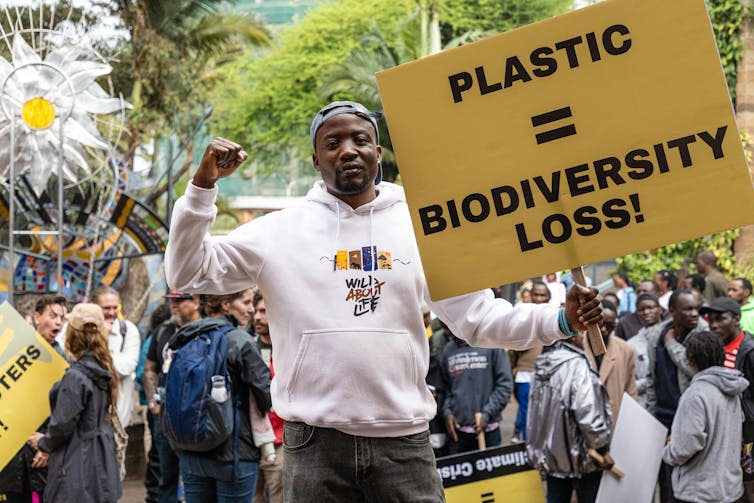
[588,449,624,479]
[474,412,486,451]
[570,266,606,356]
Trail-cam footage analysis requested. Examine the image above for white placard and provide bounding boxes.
[596,393,668,503]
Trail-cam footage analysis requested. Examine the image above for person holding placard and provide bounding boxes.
[164,101,603,502]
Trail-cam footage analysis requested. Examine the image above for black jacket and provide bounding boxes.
[39,353,121,503]
[0,429,47,494]
[737,332,754,441]
[441,337,513,427]
[169,315,272,462]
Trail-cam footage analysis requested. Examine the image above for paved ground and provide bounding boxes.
[121,478,147,503]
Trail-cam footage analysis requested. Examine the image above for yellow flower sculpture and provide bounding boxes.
[0,34,128,195]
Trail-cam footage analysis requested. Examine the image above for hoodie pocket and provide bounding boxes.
[285,328,425,425]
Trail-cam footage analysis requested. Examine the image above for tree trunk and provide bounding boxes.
[735,7,754,266]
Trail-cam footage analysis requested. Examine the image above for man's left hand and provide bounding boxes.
[565,284,602,331]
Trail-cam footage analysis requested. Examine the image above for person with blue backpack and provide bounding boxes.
[162,289,271,503]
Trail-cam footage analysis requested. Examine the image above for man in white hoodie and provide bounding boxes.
[165,101,603,502]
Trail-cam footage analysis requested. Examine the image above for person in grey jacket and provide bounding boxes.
[442,334,512,453]
[663,331,748,503]
[27,303,122,503]
[527,334,614,503]
[645,289,707,503]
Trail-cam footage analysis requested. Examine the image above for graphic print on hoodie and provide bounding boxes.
[323,245,410,316]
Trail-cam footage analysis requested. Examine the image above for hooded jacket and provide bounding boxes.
[168,315,272,462]
[165,181,565,437]
[38,353,121,503]
[663,367,748,503]
[526,341,612,478]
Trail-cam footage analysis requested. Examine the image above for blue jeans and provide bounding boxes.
[181,456,258,503]
[153,413,180,503]
[514,382,530,440]
[447,428,502,455]
[283,421,445,502]
[546,472,602,503]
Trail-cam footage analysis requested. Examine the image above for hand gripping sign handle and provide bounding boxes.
[474,412,486,451]
[588,449,624,479]
[571,266,607,357]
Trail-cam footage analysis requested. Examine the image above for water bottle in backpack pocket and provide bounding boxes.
[162,323,235,452]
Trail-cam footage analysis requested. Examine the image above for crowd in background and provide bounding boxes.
[1,248,753,502]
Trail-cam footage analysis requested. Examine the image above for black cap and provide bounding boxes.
[164,289,194,300]
[699,296,741,317]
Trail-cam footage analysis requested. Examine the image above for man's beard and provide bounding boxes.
[335,173,371,195]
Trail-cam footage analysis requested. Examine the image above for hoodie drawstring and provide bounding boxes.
[369,206,375,255]
[333,202,341,269]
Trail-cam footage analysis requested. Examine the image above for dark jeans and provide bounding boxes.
[145,411,160,503]
[546,471,602,503]
[153,412,180,503]
[514,382,530,440]
[447,428,502,455]
[180,456,258,503]
[658,461,676,503]
[283,421,445,503]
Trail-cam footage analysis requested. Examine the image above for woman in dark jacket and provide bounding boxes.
[174,289,271,503]
[27,303,122,503]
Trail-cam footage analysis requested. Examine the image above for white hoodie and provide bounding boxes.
[166,181,565,437]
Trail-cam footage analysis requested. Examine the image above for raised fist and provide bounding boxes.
[193,137,248,189]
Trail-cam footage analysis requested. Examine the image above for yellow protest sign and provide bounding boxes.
[376,0,754,300]
[437,444,544,502]
[0,302,68,471]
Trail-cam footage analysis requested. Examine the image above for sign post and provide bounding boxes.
[376,0,754,302]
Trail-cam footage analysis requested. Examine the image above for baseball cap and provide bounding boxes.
[309,101,382,184]
[309,101,380,148]
[699,296,741,317]
[66,303,105,331]
[164,289,194,300]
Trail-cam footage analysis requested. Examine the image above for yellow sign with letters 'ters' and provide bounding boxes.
[0,302,68,471]
[376,0,754,300]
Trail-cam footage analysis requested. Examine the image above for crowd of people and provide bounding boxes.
[0,100,752,503]
[428,256,754,503]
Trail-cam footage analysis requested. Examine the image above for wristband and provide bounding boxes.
[558,307,575,337]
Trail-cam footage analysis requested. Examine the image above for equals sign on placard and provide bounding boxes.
[531,106,577,144]
[481,491,495,503]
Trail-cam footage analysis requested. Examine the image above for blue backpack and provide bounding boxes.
[162,322,236,452]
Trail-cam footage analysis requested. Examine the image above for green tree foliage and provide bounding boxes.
[616,0,749,279]
[102,0,270,216]
[707,0,745,103]
[210,0,414,182]
[211,0,573,183]
[439,0,572,42]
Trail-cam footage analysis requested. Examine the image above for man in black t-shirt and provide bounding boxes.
[143,291,201,503]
